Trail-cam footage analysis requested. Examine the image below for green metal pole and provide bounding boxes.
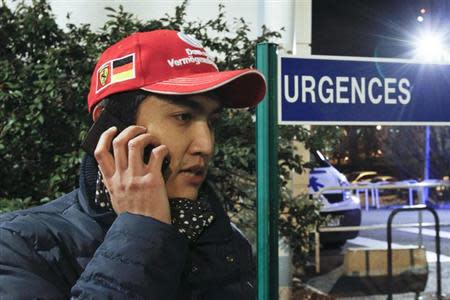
[256,43,279,300]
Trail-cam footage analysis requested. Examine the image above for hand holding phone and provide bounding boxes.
[81,110,169,171]
[81,109,172,223]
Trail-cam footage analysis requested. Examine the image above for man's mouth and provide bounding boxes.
[181,165,206,176]
[180,165,206,185]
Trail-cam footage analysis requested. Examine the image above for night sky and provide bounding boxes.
[312,0,450,58]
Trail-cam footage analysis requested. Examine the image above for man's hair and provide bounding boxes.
[93,90,222,126]
[94,90,151,126]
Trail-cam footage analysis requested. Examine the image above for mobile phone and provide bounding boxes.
[81,109,170,173]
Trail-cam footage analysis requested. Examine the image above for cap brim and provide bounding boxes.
[140,69,266,108]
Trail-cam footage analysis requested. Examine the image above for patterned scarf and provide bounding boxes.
[94,170,215,243]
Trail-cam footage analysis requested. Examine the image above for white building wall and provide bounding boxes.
[49,1,260,32]
[17,0,297,50]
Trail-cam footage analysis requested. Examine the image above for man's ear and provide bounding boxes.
[92,105,105,122]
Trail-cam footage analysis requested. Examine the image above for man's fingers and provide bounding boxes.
[94,126,117,178]
[112,126,147,171]
[147,145,169,174]
[128,134,161,172]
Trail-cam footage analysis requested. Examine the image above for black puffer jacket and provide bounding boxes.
[0,155,255,299]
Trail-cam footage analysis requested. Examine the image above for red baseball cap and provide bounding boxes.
[87,30,266,112]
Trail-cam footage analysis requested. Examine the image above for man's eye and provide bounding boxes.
[175,113,192,122]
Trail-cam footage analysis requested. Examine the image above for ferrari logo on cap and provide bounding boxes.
[96,63,111,92]
[99,66,109,86]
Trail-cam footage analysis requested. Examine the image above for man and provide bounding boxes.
[0,29,266,299]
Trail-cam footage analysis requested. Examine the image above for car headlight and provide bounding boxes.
[344,190,352,201]
[352,193,361,204]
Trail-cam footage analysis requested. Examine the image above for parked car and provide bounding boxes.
[426,177,450,203]
[370,175,398,183]
[369,175,399,197]
[347,171,378,184]
[309,151,362,248]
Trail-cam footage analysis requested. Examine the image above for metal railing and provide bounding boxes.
[387,205,442,299]
[313,180,450,274]
[355,179,423,210]
[317,180,450,210]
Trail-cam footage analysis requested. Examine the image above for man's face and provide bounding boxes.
[135,93,222,200]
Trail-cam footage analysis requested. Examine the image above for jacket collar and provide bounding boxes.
[78,154,233,243]
[78,154,116,229]
[196,182,233,244]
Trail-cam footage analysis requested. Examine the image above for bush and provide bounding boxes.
[0,0,329,270]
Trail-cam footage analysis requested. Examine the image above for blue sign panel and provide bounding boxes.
[279,55,450,125]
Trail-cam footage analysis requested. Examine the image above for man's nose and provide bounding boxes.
[189,121,214,157]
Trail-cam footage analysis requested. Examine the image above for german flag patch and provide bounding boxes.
[96,53,135,93]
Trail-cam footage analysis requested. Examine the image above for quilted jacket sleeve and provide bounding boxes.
[0,227,68,300]
[0,212,188,300]
[71,212,188,299]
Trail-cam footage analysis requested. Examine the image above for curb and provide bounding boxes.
[292,282,334,300]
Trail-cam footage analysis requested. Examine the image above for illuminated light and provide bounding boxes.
[344,156,349,161]
[420,8,426,14]
[352,194,360,204]
[376,125,382,130]
[414,31,449,62]
[417,16,424,22]
[344,190,352,201]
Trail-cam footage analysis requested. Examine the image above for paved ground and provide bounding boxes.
[302,207,450,299]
